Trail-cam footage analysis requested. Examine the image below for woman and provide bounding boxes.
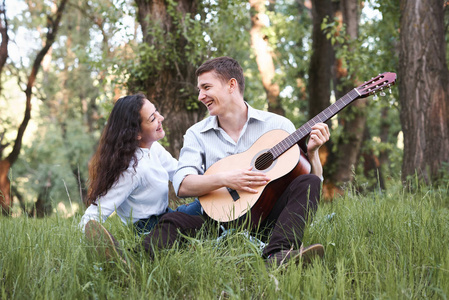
[79,94,201,236]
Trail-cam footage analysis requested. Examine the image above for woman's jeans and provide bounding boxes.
[134,199,202,235]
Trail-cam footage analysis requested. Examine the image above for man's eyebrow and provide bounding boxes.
[198,82,211,89]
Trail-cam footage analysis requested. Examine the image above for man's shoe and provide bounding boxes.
[299,243,325,265]
[85,220,127,265]
[266,243,324,268]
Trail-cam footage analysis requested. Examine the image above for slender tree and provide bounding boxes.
[0,1,9,169]
[398,0,449,184]
[308,0,335,120]
[0,1,9,194]
[325,0,367,196]
[249,0,285,115]
[307,0,336,198]
[0,0,68,215]
[0,0,8,93]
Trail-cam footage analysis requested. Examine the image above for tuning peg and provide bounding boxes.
[389,87,392,94]
[380,91,386,97]
[373,94,378,100]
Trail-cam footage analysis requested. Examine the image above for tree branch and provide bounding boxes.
[6,0,69,165]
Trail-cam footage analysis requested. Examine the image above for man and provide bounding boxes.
[141,56,330,267]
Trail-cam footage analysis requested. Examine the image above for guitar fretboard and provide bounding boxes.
[270,88,360,159]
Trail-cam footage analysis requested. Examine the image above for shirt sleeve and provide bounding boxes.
[78,168,139,232]
[278,116,296,134]
[173,128,206,196]
[78,204,104,233]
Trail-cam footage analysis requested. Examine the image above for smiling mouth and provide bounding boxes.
[205,100,213,107]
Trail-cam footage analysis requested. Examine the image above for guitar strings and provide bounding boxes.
[254,89,361,170]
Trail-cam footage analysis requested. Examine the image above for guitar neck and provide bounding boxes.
[270,88,361,159]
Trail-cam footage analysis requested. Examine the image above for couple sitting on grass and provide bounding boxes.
[79,56,330,269]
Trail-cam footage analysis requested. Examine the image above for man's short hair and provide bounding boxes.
[196,56,245,95]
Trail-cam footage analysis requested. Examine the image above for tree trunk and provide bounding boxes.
[0,0,68,215]
[249,0,285,116]
[308,0,336,198]
[399,0,449,184]
[326,0,366,194]
[0,160,11,214]
[133,0,206,203]
[0,1,9,214]
[362,126,386,191]
[308,0,334,120]
[31,171,53,218]
[133,0,206,160]
[0,0,8,93]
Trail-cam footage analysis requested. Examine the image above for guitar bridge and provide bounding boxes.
[226,187,240,202]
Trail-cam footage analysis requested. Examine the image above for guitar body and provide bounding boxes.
[199,129,311,225]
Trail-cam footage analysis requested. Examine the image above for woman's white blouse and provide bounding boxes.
[79,142,177,231]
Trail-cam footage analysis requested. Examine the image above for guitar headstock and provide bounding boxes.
[356,72,397,98]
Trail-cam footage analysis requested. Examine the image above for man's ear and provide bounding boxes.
[229,78,238,93]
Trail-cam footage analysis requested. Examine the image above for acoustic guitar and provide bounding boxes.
[199,72,397,225]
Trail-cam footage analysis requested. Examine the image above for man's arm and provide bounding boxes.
[178,167,269,197]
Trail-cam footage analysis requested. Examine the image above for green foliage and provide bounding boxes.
[125,0,208,94]
[198,0,252,59]
[4,0,422,214]
[321,16,346,46]
[197,0,262,107]
[264,1,313,125]
[358,1,402,180]
[12,119,94,215]
[317,1,403,184]
[3,0,123,215]
[1,180,449,298]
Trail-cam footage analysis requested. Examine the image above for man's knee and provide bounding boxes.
[297,173,321,185]
[290,174,321,191]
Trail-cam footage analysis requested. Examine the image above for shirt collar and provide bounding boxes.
[136,147,151,160]
[139,147,150,154]
[200,102,266,133]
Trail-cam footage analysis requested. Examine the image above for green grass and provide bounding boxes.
[1,181,449,299]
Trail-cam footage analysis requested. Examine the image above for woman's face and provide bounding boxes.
[137,99,165,148]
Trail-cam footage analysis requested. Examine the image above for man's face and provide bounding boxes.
[197,71,230,116]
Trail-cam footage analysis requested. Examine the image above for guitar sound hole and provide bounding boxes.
[254,152,274,170]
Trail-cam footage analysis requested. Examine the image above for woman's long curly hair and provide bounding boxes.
[86,94,147,206]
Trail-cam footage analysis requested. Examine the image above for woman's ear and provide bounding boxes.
[136,134,142,141]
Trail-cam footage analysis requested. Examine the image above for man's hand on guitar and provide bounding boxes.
[306,123,329,178]
[224,166,270,194]
[307,123,330,155]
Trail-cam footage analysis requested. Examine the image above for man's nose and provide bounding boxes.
[198,90,205,101]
